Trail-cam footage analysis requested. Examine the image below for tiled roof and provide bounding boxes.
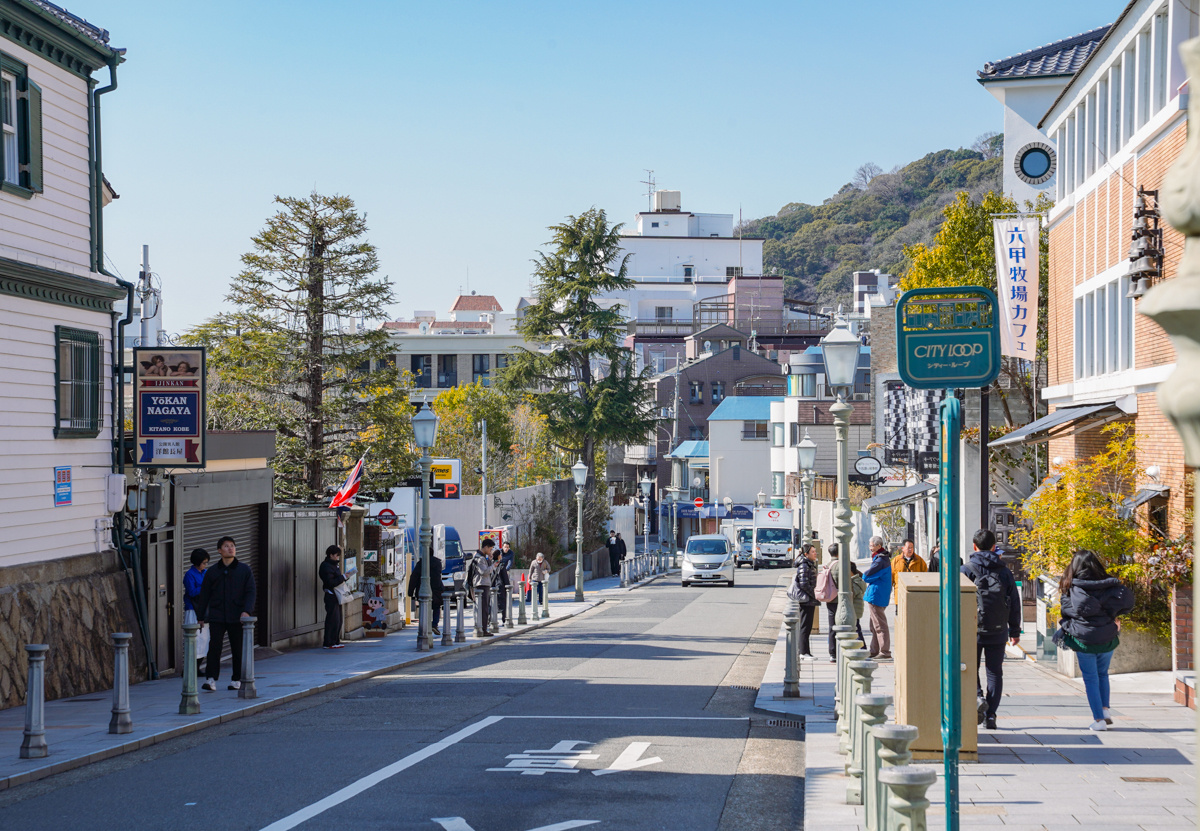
[707,396,783,422]
[24,0,114,50]
[449,294,503,312]
[978,25,1110,81]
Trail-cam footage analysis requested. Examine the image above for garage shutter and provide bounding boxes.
[182,504,264,641]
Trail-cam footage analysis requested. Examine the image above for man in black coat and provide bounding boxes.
[961,528,1022,730]
[319,545,347,649]
[408,553,445,635]
[606,531,620,575]
[615,533,628,562]
[197,535,256,692]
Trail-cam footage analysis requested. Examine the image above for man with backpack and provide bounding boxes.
[961,528,1022,730]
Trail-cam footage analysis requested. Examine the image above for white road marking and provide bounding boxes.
[433,820,599,831]
[504,715,748,720]
[593,742,662,776]
[432,820,475,831]
[258,716,503,831]
[488,740,599,775]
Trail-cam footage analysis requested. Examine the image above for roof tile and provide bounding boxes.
[978,25,1109,80]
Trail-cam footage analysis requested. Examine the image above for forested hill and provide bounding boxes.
[739,148,1002,307]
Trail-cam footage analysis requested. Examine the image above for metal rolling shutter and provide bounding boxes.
[182,505,264,642]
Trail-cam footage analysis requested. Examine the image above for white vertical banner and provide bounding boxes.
[993,216,1040,360]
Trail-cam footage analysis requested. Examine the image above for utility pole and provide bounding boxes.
[480,419,488,536]
[139,245,158,347]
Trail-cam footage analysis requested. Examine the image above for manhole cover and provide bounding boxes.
[765,718,802,728]
[1121,776,1173,783]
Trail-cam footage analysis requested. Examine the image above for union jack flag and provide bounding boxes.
[329,455,366,509]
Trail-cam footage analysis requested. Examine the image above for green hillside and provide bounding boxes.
[740,148,1003,307]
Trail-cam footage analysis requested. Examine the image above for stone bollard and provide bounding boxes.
[455,592,466,643]
[505,584,514,629]
[844,660,878,798]
[180,623,201,715]
[834,629,864,717]
[441,594,454,646]
[783,600,800,698]
[489,584,499,632]
[109,633,133,734]
[473,587,485,635]
[238,617,258,699]
[830,625,853,711]
[879,766,937,831]
[517,579,528,625]
[531,581,541,621]
[619,559,628,588]
[19,645,49,759]
[542,579,551,618]
[873,724,920,831]
[853,693,890,812]
[837,647,870,755]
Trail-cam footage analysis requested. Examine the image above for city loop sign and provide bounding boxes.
[895,286,1001,390]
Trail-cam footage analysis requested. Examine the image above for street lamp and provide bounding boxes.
[797,429,817,549]
[756,489,768,508]
[669,489,679,566]
[821,313,860,629]
[640,473,653,560]
[412,403,439,651]
[572,457,588,602]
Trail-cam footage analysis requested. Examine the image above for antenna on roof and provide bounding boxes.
[641,169,656,211]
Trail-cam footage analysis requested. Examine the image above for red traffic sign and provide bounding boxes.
[377,509,397,527]
[693,497,704,508]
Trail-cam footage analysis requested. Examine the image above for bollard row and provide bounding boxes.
[782,598,800,698]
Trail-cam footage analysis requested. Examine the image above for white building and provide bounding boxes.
[706,396,780,506]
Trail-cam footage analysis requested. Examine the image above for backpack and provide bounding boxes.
[966,563,1010,636]
[814,563,837,603]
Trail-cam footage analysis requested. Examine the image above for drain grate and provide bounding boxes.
[729,684,759,691]
[765,718,802,728]
[1121,776,1173,783]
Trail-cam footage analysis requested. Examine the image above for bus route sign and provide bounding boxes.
[895,286,1001,389]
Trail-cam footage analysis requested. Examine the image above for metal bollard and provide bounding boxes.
[441,594,454,646]
[853,693,890,810]
[872,724,919,831]
[531,581,541,621]
[19,645,49,759]
[455,592,466,643]
[180,623,201,715]
[542,579,551,618]
[783,600,800,698]
[517,580,528,625]
[845,659,877,783]
[505,584,514,629]
[239,616,258,699]
[109,633,133,734]
[837,646,869,755]
[489,584,499,632]
[879,766,936,831]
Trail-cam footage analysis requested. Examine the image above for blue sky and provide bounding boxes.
[88,0,1126,334]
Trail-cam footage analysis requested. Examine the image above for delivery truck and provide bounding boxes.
[752,507,794,568]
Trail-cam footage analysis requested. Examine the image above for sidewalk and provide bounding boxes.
[0,569,673,791]
[756,595,1198,829]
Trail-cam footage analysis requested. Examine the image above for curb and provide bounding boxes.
[0,598,606,791]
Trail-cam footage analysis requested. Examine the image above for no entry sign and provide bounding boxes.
[693,497,704,508]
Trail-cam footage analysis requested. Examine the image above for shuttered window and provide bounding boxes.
[182,504,265,644]
[0,51,42,196]
[55,326,101,438]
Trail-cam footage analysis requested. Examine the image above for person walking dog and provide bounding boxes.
[1056,549,1135,731]
[961,529,1022,730]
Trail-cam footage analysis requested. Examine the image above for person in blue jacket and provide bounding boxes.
[862,536,893,660]
[182,548,209,675]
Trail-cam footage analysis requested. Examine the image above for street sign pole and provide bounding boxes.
[939,394,962,831]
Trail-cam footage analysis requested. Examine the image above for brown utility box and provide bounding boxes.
[895,572,978,761]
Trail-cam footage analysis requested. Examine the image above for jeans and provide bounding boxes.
[1075,649,1114,721]
[976,641,1006,719]
[797,604,816,656]
[826,602,865,658]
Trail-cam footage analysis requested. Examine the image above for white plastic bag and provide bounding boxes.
[195,622,210,656]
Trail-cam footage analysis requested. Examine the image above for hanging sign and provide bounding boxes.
[429,458,461,499]
[993,217,1040,361]
[896,287,1001,389]
[133,348,206,467]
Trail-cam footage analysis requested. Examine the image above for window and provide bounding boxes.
[1138,28,1152,128]
[711,381,724,405]
[1124,46,1136,140]
[438,354,457,387]
[655,306,673,322]
[742,420,768,440]
[494,353,508,371]
[1075,278,1134,379]
[726,267,743,278]
[771,422,784,447]
[1110,63,1122,150]
[651,222,659,228]
[411,354,431,388]
[689,381,703,404]
[472,354,490,385]
[649,351,666,374]
[55,327,101,437]
[790,423,801,446]
[787,373,817,397]
[1153,12,1168,114]
[0,53,41,195]
[682,266,694,278]
[689,426,704,440]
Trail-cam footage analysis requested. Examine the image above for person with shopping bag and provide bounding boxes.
[527,552,550,605]
[183,549,210,675]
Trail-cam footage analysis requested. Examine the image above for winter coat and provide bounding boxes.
[494,559,511,588]
[528,558,551,583]
[791,557,819,606]
[197,557,255,624]
[1059,576,1135,646]
[319,558,346,595]
[961,549,1023,645]
[183,566,205,612]
[471,552,496,589]
[862,552,893,608]
[826,563,867,619]
[407,557,444,604]
[890,553,928,604]
[616,539,628,560]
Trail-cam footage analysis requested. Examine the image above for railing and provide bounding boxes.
[629,318,834,338]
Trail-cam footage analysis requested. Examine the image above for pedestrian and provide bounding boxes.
[606,530,621,575]
[183,548,210,676]
[820,543,865,662]
[319,544,347,649]
[1056,549,1135,731]
[615,533,628,562]
[890,538,928,608]
[493,549,511,623]
[501,540,517,570]
[791,543,819,660]
[862,536,893,660]
[961,528,1022,730]
[408,551,445,635]
[196,536,256,692]
[527,551,550,605]
[928,543,940,573]
[472,539,497,634]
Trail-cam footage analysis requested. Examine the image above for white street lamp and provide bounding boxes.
[572,457,588,602]
[821,314,859,629]
[797,430,817,547]
[640,473,653,560]
[412,403,439,651]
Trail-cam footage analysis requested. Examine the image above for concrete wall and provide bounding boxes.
[808,499,876,562]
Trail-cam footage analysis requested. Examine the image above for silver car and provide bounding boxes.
[681,535,735,587]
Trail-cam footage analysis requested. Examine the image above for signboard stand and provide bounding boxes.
[132,347,207,468]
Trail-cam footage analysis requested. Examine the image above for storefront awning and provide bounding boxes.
[989,403,1125,449]
[1117,486,1169,520]
[862,482,936,512]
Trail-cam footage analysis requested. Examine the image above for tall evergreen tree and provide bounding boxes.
[501,208,658,483]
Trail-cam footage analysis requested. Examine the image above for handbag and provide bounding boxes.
[195,622,210,656]
[334,582,353,603]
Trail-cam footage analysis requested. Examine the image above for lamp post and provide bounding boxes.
[572,457,588,602]
[640,473,653,555]
[797,430,817,548]
[821,313,861,629]
[412,403,439,651]
[669,489,679,566]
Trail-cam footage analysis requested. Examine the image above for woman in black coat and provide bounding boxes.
[1057,549,1135,731]
[791,543,820,660]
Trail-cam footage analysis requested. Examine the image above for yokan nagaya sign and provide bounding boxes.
[896,287,1001,390]
[133,347,206,467]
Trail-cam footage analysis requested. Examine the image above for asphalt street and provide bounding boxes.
[0,566,801,831]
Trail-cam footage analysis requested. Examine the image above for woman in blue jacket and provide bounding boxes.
[182,548,209,675]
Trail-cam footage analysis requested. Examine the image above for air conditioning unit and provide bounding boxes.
[851,392,870,402]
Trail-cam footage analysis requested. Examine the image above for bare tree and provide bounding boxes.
[851,162,884,190]
[972,131,1003,160]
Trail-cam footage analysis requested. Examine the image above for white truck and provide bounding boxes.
[752,507,794,568]
[720,520,755,568]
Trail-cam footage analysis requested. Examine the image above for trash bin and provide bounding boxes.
[894,572,978,761]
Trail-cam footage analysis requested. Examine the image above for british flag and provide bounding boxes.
[329,455,366,509]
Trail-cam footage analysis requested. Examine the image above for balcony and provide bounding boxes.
[629,317,833,339]
[624,444,657,464]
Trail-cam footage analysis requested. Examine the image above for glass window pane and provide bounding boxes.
[1095,287,1106,375]
[1074,298,1084,378]
[1085,293,1095,377]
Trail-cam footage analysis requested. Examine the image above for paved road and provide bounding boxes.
[0,567,801,831]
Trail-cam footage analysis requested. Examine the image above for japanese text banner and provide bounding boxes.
[993,217,1040,360]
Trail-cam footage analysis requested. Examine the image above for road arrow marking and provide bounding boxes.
[592,741,662,776]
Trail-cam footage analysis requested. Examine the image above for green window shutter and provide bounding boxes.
[17,76,42,193]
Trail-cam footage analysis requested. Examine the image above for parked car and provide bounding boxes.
[681,534,735,587]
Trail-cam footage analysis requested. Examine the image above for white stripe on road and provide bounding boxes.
[258,716,503,831]
[504,715,749,720]
[527,822,600,831]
